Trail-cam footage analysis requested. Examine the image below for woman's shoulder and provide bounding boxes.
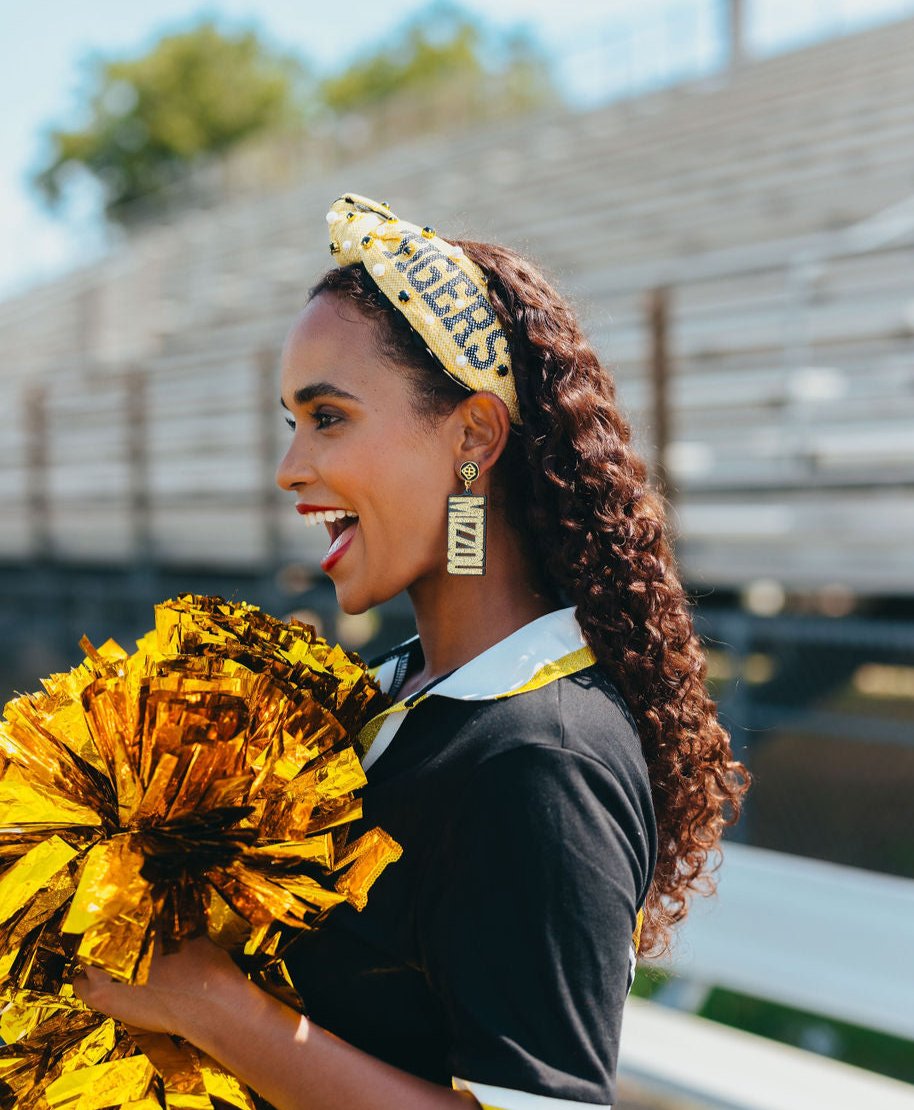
[366,618,649,807]
[468,663,645,776]
[428,666,658,908]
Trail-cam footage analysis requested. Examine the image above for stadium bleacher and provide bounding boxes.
[0,15,913,591]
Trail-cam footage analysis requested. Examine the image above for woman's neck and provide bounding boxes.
[403,526,558,694]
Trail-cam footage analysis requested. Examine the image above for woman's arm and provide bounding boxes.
[74,937,479,1110]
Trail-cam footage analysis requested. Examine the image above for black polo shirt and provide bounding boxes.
[283,609,657,1109]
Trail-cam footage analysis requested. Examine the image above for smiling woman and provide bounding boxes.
[76,193,750,1110]
[276,293,473,610]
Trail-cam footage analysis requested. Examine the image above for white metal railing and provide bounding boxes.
[618,844,914,1109]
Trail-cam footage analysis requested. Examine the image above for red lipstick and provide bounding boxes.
[320,521,358,572]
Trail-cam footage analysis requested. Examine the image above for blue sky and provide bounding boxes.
[2,0,913,301]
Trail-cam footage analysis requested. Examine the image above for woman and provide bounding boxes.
[76,194,749,1109]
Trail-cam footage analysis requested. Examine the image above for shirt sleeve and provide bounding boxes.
[416,743,651,1109]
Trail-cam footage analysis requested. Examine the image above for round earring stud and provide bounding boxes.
[459,461,480,485]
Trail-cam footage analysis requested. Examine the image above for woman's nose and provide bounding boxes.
[275,439,316,492]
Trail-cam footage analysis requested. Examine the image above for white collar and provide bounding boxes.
[376,606,586,703]
[362,608,590,773]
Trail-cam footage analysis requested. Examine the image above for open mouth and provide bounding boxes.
[296,506,360,570]
[329,513,358,541]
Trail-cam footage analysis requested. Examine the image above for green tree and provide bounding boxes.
[34,21,311,222]
[33,8,555,224]
[319,4,553,119]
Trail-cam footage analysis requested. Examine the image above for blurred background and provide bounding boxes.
[1,1,913,1105]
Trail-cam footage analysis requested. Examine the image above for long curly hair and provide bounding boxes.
[309,242,750,958]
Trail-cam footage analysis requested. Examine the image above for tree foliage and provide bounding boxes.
[321,8,484,113]
[320,5,550,117]
[34,8,553,223]
[34,21,311,220]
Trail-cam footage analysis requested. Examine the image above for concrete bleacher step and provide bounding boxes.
[619,998,914,1110]
[658,842,914,1035]
[617,842,914,1109]
[124,53,914,297]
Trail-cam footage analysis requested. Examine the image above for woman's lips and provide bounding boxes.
[293,504,359,571]
[320,520,358,572]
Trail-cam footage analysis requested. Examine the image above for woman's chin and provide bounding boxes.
[332,577,383,617]
[334,591,371,617]
[333,573,410,618]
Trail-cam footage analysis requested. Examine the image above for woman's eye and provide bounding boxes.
[313,410,341,430]
[284,416,296,431]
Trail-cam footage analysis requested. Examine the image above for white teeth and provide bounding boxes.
[298,509,357,527]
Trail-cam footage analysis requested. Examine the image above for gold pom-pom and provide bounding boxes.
[0,594,399,1108]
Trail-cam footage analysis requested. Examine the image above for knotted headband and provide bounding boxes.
[325,193,520,424]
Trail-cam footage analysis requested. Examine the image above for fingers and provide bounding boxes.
[71,969,94,1009]
[71,964,119,1009]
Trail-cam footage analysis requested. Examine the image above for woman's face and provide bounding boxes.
[276,294,458,614]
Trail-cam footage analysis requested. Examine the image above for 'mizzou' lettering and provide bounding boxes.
[446,494,486,575]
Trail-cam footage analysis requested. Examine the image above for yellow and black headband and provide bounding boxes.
[326,193,520,424]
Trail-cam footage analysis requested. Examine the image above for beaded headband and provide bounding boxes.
[326,193,520,424]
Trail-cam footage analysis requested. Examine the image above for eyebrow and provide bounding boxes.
[280,382,361,409]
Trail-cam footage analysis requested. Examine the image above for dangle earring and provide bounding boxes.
[446,461,486,576]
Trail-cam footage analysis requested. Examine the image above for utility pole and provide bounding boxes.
[647,286,674,510]
[24,385,51,560]
[726,0,746,70]
[257,347,282,572]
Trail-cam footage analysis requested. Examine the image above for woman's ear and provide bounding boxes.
[451,392,511,477]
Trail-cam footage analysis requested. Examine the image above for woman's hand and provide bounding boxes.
[72,934,247,1039]
[74,934,479,1110]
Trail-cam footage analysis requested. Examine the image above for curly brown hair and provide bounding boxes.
[309,241,750,958]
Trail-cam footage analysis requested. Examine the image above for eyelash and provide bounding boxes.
[284,410,341,432]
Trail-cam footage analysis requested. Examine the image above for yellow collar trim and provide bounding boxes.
[357,643,596,760]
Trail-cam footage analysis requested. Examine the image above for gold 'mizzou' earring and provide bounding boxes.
[447,461,486,576]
